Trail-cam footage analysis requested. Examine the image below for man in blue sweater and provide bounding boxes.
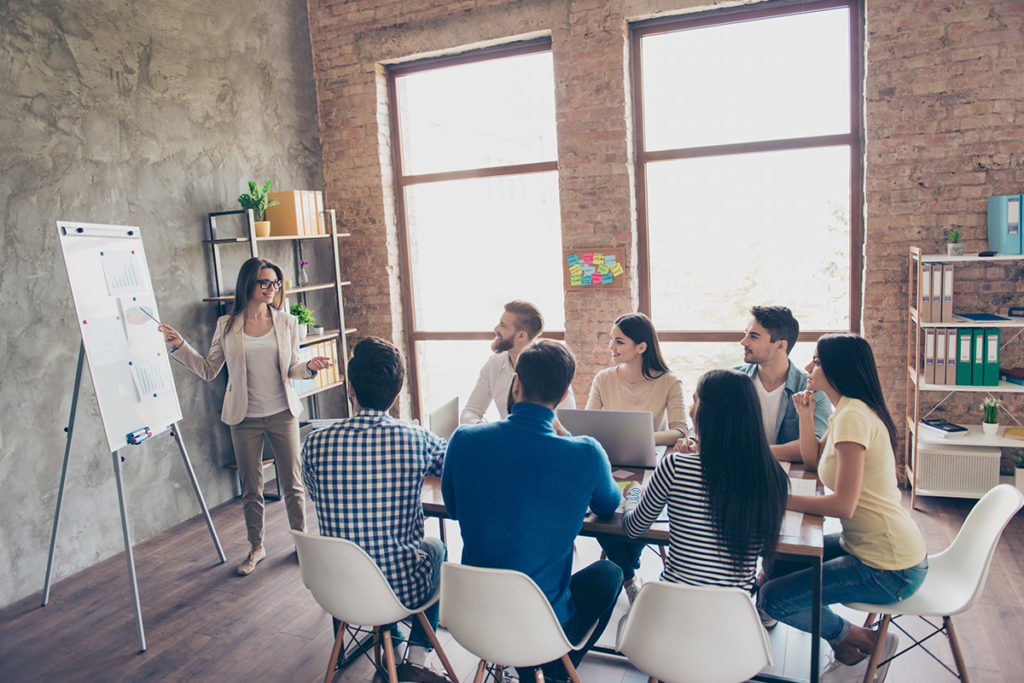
[442,339,622,681]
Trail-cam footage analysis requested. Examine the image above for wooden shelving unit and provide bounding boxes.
[905,246,1024,507]
[203,206,355,490]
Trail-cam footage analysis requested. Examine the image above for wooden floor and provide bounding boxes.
[2,490,1022,682]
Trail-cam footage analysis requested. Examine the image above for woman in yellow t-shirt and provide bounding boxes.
[759,334,927,679]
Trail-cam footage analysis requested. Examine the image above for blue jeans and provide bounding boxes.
[597,537,644,582]
[517,560,623,681]
[332,537,446,650]
[759,534,928,645]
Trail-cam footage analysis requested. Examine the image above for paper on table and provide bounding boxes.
[781,510,804,537]
[612,469,633,479]
[789,478,817,496]
[779,461,791,473]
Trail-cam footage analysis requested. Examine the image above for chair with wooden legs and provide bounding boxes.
[845,484,1024,683]
[291,530,459,683]
[615,581,773,683]
[439,562,598,683]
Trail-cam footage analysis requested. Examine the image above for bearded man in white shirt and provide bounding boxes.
[460,300,575,424]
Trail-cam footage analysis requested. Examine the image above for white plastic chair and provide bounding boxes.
[291,530,459,683]
[439,562,598,683]
[845,483,1024,683]
[615,580,773,683]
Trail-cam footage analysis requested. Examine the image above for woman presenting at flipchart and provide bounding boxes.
[160,257,331,576]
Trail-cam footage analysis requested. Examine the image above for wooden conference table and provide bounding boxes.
[421,466,825,683]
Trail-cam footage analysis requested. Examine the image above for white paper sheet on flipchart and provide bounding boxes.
[782,477,818,536]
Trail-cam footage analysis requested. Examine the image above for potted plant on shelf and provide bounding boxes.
[946,228,964,256]
[981,397,1000,435]
[238,179,280,238]
[290,302,315,340]
[311,322,324,338]
[1012,450,1024,494]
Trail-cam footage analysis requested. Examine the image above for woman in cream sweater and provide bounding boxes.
[587,312,687,601]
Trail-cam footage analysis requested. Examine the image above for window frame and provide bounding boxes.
[630,0,865,343]
[387,39,563,420]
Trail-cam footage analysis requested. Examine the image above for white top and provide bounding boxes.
[754,376,786,445]
[460,351,576,424]
[243,329,289,418]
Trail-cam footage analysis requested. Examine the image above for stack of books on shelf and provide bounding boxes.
[265,190,326,236]
[918,416,968,439]
[293,339,341,395]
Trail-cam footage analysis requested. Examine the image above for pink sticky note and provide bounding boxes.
[582,253,593,265]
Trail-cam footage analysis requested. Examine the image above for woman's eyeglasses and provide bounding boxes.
[256,279,283,290]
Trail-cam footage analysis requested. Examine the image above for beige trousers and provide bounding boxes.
[229,410,306,548]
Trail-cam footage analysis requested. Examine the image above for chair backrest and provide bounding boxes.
[616,581,773,683]
[928,483,1024,614]
[439,562,574,668]
[291,529,412,626]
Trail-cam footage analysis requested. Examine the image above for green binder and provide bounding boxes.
[984,328,1001,386]
[973,329,985,386]
[956,328,974,385]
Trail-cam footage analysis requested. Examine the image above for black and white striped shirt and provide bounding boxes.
[622,452,758,590]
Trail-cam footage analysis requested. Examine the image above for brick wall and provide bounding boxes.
[864,0,1024,471]
[308,0,1024,470]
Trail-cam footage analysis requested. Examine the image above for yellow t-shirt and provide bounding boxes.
[817,397,926,570]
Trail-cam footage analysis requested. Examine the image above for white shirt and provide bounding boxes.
[460,351,576,424]
[754,374,786,445]
[243,329,289,418]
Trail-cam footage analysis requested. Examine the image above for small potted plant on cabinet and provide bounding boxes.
[238,179,280,238]
[1012,450,1024,494]
[981,397,1000,435]
[290,302,315,340]
[946,228,964,256]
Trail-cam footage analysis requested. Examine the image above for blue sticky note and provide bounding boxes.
[582,275,592,285]
[605,254,616,266]
[602,272,613,284]
[583,265,596,276]
[567,254,579,265]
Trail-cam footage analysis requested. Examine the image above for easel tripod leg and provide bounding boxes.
[42,342,85,606]
[113,449,147,652]
[169,424,226,563]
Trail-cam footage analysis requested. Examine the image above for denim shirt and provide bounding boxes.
[736,361,831,442]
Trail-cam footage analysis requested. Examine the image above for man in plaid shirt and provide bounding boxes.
[302,337,449,683]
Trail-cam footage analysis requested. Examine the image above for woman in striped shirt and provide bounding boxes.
[621,368,788,589]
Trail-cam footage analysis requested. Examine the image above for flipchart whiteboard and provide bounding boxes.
[57,221,182,451]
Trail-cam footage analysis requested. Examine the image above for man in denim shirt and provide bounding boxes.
[737,305,830,456]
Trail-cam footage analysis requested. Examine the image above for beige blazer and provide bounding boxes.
[171,306,311,425]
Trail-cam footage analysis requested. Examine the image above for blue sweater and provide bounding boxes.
[441,402,620,623]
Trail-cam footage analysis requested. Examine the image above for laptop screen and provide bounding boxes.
[556,408,659,469]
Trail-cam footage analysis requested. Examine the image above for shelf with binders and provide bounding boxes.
[904,246,1024,507]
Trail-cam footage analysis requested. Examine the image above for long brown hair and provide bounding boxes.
[227,257,284,330]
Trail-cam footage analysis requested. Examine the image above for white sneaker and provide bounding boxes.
[624,576,642,605]
[821,633,899,683]
[757,606,778,629]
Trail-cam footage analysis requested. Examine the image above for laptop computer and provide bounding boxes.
[556,408,662,469]
[428,396,460,440]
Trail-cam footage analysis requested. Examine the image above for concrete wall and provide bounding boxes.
[0,0,324,607]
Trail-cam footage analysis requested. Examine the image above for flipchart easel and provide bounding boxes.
[44,221,225,652]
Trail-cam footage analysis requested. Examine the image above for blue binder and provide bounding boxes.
[987,194,1022,255]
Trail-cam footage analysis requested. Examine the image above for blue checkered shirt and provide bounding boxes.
[302,409,446,609]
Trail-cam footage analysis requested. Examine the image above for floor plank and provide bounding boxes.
[2,490,1021,681]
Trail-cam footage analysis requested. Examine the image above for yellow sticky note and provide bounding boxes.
[569,264,583,276]
[593,253,605,265]
[611,263,624,276]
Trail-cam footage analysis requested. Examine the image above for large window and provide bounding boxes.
[389,42,562,418]
[633,0,863,374]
